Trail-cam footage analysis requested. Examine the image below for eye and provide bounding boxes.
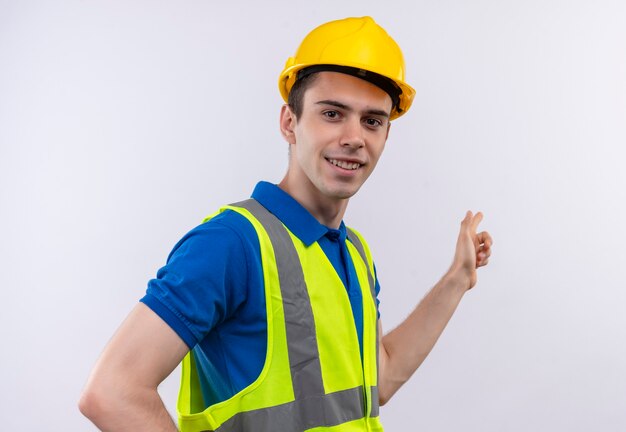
[323,110,340,120]
[365,118,383,128]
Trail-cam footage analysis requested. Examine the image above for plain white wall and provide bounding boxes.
[1,1,625,430]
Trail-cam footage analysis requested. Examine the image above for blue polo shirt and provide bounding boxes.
[141,181,380,408]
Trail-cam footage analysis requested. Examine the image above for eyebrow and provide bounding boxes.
[315,99,390,119]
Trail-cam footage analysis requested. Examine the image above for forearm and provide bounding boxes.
[379,270,468,404]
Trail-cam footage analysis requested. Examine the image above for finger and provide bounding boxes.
[470,211,484,233]
[461,211,473,226]
[478,245,491,260]
[477,231,493,248]
[477,257,489,268]
[459,212,473,239]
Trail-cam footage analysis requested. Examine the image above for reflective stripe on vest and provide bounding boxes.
[345,229,380,419]
[178,199,382,431]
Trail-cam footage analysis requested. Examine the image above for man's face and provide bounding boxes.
[281,71,392,204]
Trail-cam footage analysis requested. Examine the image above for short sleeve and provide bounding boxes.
[140,211,256,348]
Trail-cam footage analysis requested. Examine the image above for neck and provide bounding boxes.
[278,175,348,229]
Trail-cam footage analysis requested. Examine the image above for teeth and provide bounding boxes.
[328,159,360,170]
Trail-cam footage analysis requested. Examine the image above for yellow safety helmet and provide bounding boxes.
[278,16,415,120]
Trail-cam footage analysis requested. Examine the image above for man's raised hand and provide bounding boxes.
[450,211,493,290]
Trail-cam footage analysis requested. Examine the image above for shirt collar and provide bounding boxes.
[251,181,347,246]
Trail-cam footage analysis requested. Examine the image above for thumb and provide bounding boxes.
[462,211,473,227]
[469,211,483,233]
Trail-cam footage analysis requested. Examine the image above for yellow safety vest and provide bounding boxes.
[177,199,382,431]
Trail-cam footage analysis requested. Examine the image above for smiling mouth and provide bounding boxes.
[327,158,361,170]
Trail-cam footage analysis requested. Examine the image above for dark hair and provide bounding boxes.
[287,65,401,119]
[287,72,320,119]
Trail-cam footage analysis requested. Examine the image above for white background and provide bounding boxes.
[1,1,625,430]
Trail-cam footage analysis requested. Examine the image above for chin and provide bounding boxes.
[323,185,360,200]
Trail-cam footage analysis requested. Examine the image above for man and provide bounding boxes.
[79,16,492,431]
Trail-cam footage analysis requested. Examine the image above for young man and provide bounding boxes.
[80,16,492,431]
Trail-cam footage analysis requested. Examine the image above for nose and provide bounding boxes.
[340,118,365,149]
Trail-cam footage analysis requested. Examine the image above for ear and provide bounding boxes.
[279,104,297,145]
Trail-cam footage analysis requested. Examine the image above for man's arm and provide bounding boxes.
[378,211,492,405]
[79,303,189,431]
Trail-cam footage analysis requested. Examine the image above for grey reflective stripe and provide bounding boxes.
[346,229,376,301]
[346,228,381,418]
[369,386,380,417]
[233,199,324,398]
[205,387,364,432]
